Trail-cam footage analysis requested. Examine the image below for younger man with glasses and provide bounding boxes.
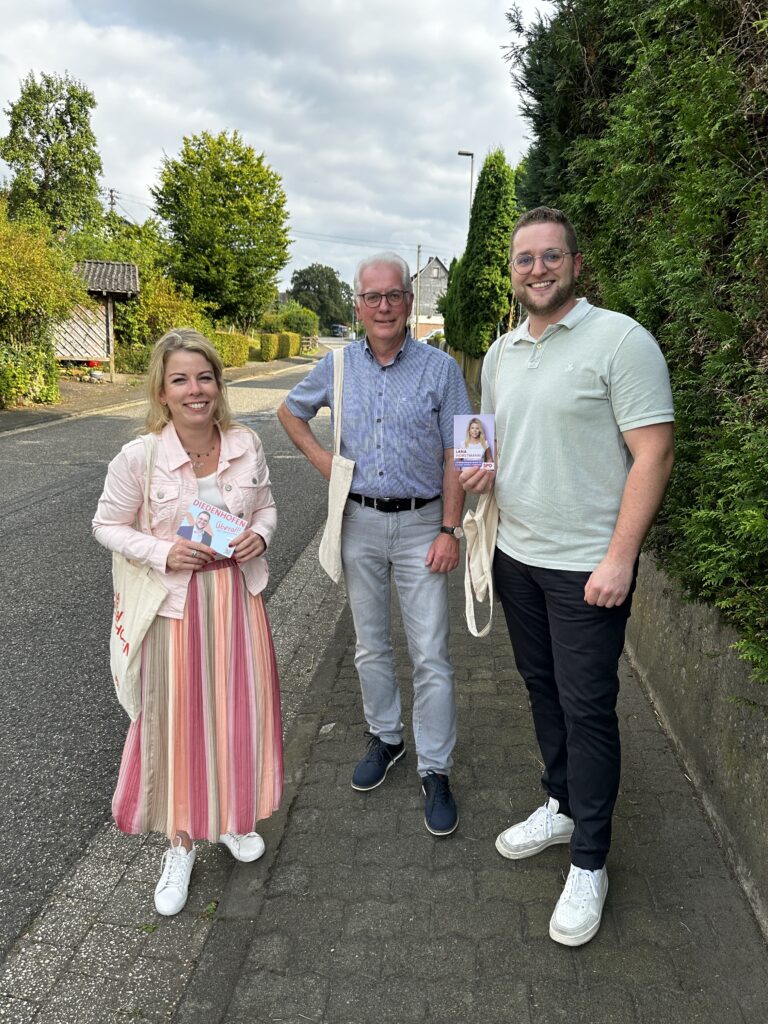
[462,207,675,945]
[277,252,471,836]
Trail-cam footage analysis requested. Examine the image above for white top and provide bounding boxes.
[196,471,226,509]
[481,298,674,571]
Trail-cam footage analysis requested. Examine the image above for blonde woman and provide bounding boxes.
[93,328,283,915]
[463,417,492,464]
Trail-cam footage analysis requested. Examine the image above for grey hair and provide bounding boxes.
[353,252,412,293]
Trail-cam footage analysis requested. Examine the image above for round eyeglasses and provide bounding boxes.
[356,289,409,308]
[511,249,578,274]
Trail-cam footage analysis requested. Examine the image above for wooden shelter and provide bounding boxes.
[53,261,139,378]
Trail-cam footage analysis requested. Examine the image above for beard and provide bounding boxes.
[514,277,577,317]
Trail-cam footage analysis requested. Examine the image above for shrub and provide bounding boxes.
[259,311,282,334]
[271,331,302,356]
[211,330,250,367]
[259,333,279,361]
[0,339,59,407]
[279,300,319,337]
[114,342,152,374]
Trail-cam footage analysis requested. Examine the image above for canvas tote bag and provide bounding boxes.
[463,335,509,638]
[109,433,167,720]
[318,347,356,583]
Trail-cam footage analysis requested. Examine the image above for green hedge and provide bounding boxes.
[259,333,279,361]
[211,331,250,367]
[0,340,59,407]
[509,0,768,692]
[276,331,300,357]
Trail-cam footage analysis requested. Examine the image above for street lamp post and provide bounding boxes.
[457,150,474,229]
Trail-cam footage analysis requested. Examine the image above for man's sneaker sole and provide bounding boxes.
[423,810,459,837]
[495,827,573,861]
[350,746,405,791]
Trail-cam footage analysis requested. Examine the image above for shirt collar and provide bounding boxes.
[511,297,593,344]
[363,331,411,364]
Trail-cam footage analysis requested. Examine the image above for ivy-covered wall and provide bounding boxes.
[507,0,768,692]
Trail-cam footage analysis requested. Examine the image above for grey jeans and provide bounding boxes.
[340,497,456,776]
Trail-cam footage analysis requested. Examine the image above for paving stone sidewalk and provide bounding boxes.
[175,581,768,1024]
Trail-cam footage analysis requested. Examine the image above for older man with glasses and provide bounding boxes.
[461,207,675,946]
[277,252,471,836]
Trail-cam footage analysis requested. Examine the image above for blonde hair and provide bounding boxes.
[464,417,488,449]
[144,327,234,433]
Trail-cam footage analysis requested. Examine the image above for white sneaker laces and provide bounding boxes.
[159,845,190,890]
[562,866,600,908]
[523,803,554,838]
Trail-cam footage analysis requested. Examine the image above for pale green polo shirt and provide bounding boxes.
[481,298,674,571]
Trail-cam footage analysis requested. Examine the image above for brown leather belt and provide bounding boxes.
[348,493,440,513]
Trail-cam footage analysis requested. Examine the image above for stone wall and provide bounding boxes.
[626,555,768,935]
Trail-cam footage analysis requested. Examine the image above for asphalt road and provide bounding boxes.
[0,365,330,961]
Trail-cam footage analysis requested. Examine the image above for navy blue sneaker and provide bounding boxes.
[351,731,405,791]
[422,771,458,836]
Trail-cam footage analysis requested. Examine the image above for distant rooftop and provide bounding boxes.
[74,260,139,296]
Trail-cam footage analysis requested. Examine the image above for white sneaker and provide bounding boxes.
[154,840,196,916]
[495,797,574,860]
[549,864,608,946]
[219,831,265,863]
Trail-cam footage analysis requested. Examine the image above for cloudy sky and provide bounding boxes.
[0,0,552,289]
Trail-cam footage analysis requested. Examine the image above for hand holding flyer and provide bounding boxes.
[177,499,248,557]
[454,414,495,470]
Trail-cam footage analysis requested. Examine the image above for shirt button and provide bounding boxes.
[225,484,232,491]
[252,477,258,484]
[379,471,383,476]
[536,343,542,349]
[376,418,381,423]
[157,490,165,498]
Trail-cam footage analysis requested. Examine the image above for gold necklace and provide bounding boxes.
[185,437,218,470]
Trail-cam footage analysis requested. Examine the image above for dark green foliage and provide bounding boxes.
[0,71,103,232]
[508,0,768,687]
[442,149,517,358]
[287,264,353,332]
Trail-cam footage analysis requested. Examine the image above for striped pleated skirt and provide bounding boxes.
[112,558,283,840]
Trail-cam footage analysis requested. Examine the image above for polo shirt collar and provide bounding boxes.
[511,297,593,344]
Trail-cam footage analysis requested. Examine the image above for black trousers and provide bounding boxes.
[493,548,637,870]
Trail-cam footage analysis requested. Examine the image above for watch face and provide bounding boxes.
[454,526,464,539]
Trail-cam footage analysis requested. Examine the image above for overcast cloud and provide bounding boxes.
[0,0,552,288]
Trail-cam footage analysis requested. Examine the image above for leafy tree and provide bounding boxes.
[443,149,517,357]
[0,71,103,232]
[152,130,290,329]
[287,263,353,331]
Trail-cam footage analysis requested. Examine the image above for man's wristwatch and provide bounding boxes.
[440,525,464,540]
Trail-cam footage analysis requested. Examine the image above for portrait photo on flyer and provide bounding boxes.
[177,499,248,557]
[453,414,495,470]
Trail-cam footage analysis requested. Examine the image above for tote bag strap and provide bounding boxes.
[139,433,159,534]
[331,347,344,456]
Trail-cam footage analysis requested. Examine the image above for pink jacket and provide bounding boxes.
[92,422,277,619]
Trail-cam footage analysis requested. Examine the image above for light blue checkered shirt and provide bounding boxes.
[285,334,471,498]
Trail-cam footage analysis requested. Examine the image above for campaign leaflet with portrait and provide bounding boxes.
[453,414,495,470]
[176,499,248,557]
